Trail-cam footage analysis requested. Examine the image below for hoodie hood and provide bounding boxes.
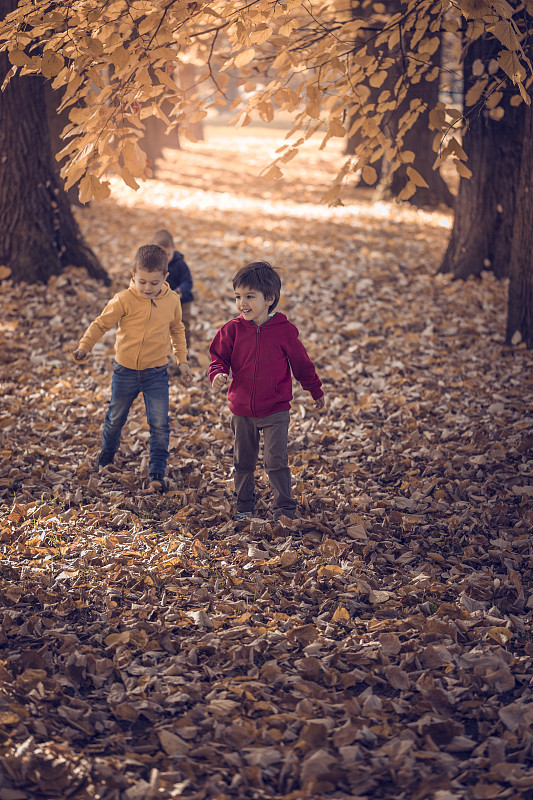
[237,311,289,327]
[128,279,173,301]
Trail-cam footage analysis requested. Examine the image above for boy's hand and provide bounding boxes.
[314,395,325,410]
[212,373,228,392]
[179,363,193,385]
[72,349,87,361]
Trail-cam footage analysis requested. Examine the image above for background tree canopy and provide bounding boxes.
[0,0,532,345]
[1,0,530,201]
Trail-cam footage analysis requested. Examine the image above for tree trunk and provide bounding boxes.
[346,0,454,209]
[505,101,533,348]
[44,83,84,208]
[0,1,108,285]
[377,68,455,208]
[140,81,181,177]
[439,37,523,279]
[344,0,386,182]
[179,63,205,142]
[142,114,182,175]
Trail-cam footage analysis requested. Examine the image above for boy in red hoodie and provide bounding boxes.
[208,261,325,524]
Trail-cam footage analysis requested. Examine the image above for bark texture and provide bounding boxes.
[44,84,84,208]
[377,71,455,209]
[141,115,181,177]
[179,63,205,142]
[0,0,108,285]
[346,1,454,209]
[142,63,206,170]
[439,37,523,279]
[139,67,181,175]
[505,101,533,348]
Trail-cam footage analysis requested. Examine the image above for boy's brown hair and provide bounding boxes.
[153,229,174,249]
[233,260,281,313]
[134,244,168,273]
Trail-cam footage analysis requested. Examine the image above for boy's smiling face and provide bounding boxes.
[132,267,168,299]
[234,285,273,326]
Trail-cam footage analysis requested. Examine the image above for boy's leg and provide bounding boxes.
[231,415,259,513]
[142,365,170,478]
[100,363,140,461]
[261,411,296,519]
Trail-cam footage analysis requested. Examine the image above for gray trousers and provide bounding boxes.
[231,410,296,518]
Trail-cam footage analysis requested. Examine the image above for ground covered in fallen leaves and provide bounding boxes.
[1,125,532,800]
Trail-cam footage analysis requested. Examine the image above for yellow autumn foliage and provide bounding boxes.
[0,0,530,201]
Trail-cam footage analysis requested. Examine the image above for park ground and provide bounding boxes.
[0,124,532,799]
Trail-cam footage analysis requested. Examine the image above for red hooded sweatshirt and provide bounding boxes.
[208,313,323,418]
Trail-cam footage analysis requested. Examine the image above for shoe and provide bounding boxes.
[234,510,253,523]
[148,473,166,493]
[273,514,296,527]
[96,450,114,468]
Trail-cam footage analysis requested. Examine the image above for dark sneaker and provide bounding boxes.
[273,514,296,527]
[234,510,253,524]
[148,474,166,493]
[96,450,114,468]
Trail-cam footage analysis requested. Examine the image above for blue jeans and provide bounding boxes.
[101,362,169,475]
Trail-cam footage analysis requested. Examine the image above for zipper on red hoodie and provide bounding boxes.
[250,324,261,416]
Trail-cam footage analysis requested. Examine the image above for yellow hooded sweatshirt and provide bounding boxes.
[77,280,188,370]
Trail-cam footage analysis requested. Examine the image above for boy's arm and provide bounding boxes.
[208,325,233,388]
[169,302,188,365]
[286,329,324,405]
[72,294,124,361]
[177,257,193,298]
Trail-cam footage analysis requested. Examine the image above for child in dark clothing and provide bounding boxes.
[152,229,194,349]
[208,261,325,525]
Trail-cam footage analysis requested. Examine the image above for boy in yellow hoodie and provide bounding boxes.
[73,244,192,491]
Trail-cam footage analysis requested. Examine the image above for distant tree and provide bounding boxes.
[140,107,181,177]
[179,63,205,142]
[0,0,107,284]
[141,63,206,176]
